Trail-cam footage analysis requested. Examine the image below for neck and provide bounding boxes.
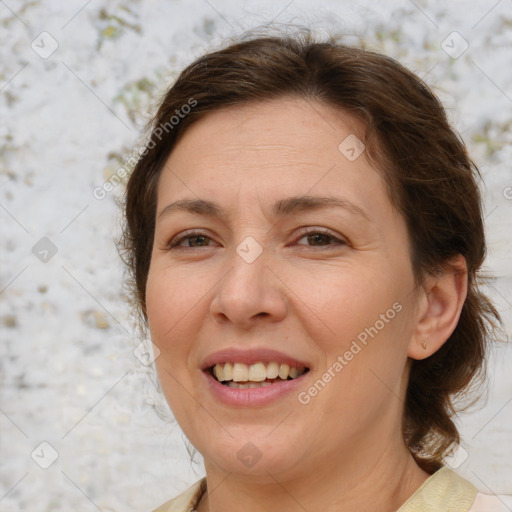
[197,438,430,512]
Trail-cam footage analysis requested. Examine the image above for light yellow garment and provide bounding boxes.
[396,466,477,511]
[153,478,205,512]
[152,466,496,512]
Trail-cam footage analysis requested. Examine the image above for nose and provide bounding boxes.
[209,245,288,329]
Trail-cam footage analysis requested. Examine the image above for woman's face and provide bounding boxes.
[146,97,421,481]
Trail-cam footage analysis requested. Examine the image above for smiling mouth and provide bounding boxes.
[209,361,309,389]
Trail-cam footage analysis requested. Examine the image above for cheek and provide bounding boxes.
[146,262,205,342]
[293,265,404,352]
[145,266,196,375]
[293,264,412,403]
[146,268,202,419]
[146,272,172,344]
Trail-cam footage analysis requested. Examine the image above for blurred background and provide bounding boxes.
[1,1,511,510]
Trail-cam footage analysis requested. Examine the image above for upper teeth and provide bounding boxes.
[213,362,306,382]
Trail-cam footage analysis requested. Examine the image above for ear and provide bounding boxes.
[408,255,468,360]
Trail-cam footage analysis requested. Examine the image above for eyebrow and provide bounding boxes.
[157,195,370,222]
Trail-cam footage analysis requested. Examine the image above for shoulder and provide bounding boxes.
[151,478,207,512]
[398,467,512,512]
[398,466,476,511]
[469,492,512,512]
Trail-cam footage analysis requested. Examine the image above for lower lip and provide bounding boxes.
[203,370,309,407]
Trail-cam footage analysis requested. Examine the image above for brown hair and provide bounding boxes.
[118,30,501,473]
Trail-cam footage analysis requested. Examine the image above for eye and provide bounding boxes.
[295,228,346,247]
[168,231,216,249]
[166,228,347,250]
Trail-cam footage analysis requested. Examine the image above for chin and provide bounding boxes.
[199,432,308,481]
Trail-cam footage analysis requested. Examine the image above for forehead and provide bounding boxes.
[171,97,365,164]
[157,97,390,219]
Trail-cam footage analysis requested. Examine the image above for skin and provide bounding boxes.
[145,97,468,512]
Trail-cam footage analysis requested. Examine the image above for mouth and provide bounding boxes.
[201,348,312,406]
[208,361,309,389]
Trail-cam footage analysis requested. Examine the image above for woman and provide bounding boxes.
[119,32,508,511]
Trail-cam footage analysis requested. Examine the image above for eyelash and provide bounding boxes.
[167,228,347,250]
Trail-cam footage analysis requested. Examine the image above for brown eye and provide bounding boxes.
[305,233,332,246]
[169,232,215,248]
[296,229,346,247]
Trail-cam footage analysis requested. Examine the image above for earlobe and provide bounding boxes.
[408,255,468,360]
